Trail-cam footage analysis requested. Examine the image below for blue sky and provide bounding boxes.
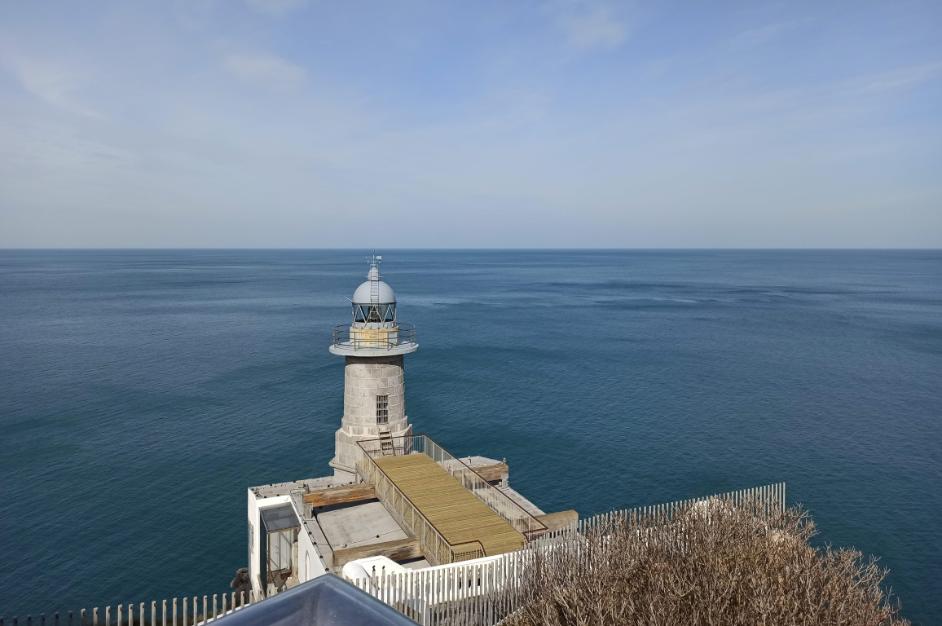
[0,0,940,247]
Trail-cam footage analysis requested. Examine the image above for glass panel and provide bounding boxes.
[269,529,292,572]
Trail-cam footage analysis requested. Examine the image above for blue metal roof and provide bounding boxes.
[214,575,417,626]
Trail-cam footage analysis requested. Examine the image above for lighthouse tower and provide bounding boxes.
[328,255,418,481]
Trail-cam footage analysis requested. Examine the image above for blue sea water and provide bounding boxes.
[0,249,939,623]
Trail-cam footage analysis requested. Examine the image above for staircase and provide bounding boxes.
[378,429,395,456]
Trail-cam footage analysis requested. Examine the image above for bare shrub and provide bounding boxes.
[507,500,907,626]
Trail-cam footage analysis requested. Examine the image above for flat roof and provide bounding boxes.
[261,504,300,532]
[250,458,545,568]
[317,501,408,549]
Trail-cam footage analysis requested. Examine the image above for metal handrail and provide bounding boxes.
[435,443,548,540]
[355,440,486,565]
[421,436,548,539]
[362,454,486,564]
[359,435,548,540]
[331,322,417,351]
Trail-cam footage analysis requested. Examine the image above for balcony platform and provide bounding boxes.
[328,342,418,357]
[329,322,418,357]
[374,454,526,557]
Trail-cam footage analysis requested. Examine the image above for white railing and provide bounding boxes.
[346,482,787,626]
[1,590,262,626]
[554,481,787,537]
[349,554,525,626]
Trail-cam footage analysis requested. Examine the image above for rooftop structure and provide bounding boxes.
[247,443,554,596]
[355,435,547,564]
[214,575,416,626]
[247,255,567,599]
[372,454,523,556]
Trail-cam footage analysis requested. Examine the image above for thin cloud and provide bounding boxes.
[552,1,630,50]
[859,60,942,94]
[727,20,805,50]
[223,51,307,88]
[0,2,939,248]
[244,0,309,17]
[0,51,103,118]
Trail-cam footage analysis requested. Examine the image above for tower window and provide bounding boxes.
[376,395,389,424]
[352,303,396,323]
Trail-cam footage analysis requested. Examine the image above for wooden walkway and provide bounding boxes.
[374,454,525,557]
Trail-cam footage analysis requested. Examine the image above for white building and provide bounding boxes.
[246,256,562,598]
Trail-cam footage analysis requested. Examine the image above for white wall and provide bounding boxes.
[248,490,328,594]
[297,526,327,582]
[247,491,292,595]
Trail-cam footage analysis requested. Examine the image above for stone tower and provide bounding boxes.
[328,255,418,481]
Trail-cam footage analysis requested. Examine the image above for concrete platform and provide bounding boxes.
[497,485,545,517]
[317,501,408,549]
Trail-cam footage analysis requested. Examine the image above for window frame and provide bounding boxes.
[376,394,389,425]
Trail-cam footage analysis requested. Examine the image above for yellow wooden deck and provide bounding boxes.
[374,453,525,556]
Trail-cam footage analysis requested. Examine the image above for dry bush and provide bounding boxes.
[507,500,907,626]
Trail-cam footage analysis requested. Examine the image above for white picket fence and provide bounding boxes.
[0,590,261,626]
[3,484,787,626]
[347,482,787,626]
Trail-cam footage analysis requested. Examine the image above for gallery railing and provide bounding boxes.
[331,323,416,351]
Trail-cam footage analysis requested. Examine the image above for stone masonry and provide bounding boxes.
[330,355,413,480]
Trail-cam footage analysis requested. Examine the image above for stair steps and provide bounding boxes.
[379,429,395,456]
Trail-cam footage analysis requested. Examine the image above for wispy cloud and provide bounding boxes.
[858,60,942,94]
[0,52,102,118]
[727,20,804,50]
[223,51,307,88]
[1,1,940,247]
[551,1,630,50]
[244,0,309,17]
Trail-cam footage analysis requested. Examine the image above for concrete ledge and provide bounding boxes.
[330,343,418,357]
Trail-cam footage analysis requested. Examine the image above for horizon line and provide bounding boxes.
[1,246,940,252]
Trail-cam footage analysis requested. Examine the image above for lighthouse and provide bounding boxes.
[328,255,418,480]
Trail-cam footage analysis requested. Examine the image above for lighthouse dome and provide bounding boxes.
[352,280,396,304]
[331,254,417,356]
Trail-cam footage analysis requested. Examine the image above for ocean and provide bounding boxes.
[0,249,939,623]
